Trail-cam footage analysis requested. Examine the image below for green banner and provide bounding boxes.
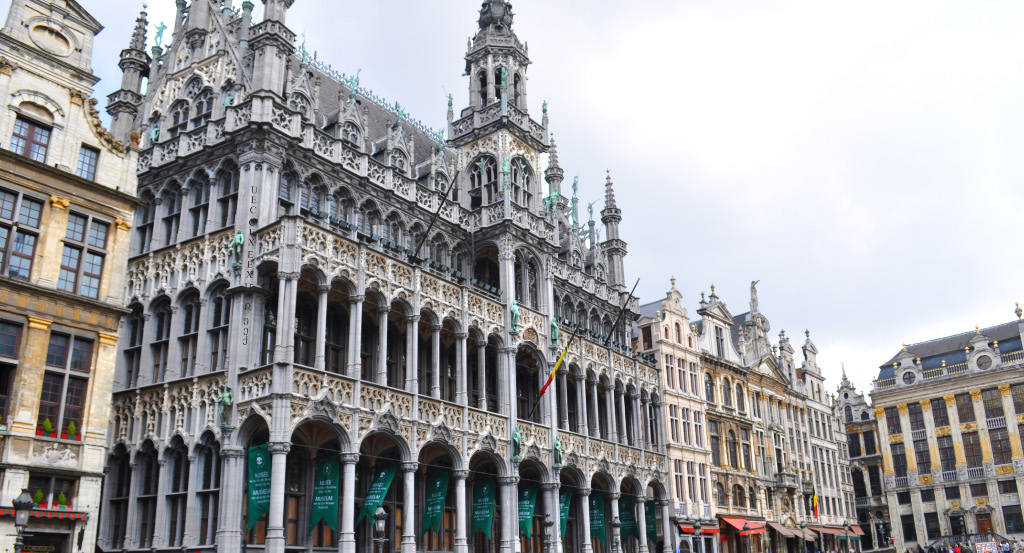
[472,478,497,538]
[645,501,658,543]
[247,445,271,531]
[559,489,574,537]
[589,493,605,544]
[356,464,397,525]
[618,497,638,542]
[518,485,539,538]
[422,472,450,536]
[310,457,340,532]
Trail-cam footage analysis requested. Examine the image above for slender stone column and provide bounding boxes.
[455,332,469,405]
[265,442,291,553]
[999,384,1023,459]
[476,343,487,409]
[183,453,200,546]
[431,324,442,397]
[152,459,170,547]
[340,453,360,553]
[608,492,621,553]
[401,462,418,553]
[406,315,420,393]
[640,398,650,449]
[377,306,389,384]
[579,488,594,553]
[636,494,648,553]
[558,371,570,430]
[347,295,364,377]
[499,476,520,553]
[454,470,470,553]
[542,482,562,553]
[216,447,245,553]
[576,378,587,434]
[123,461,141,549]
[608,387,619,443]
[589,380,600,438]
[658,499,673,553]
[315,284,329,370]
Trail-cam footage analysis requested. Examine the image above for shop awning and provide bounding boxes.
[850,525,865,536]
[811,526,841,536]
[800,528,818,541]
[837,535,861,541]
[720,517,766,536]
[766,522,799,538]
[0,507,88,522]
[677,523,720,534]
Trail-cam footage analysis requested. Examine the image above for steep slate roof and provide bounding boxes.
[876,320,1023,380]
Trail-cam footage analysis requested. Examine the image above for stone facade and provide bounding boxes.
[0,1,139,553]
[635,279,717,553]
[97,3,669,553]
[870,316,1024,549]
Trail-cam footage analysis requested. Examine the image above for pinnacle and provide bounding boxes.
[604,170,617,209]
[130,4,149,51]
[548,134,559,168]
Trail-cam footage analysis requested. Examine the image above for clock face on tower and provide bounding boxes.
[976,355,992,370]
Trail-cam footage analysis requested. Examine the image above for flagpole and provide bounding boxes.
[604,278,640,348]
[411,169,461,263]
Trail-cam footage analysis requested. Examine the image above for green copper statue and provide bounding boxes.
[502,157,510,175]
[154,21,167,49]
[553,435,563,467]
[299,33,309,65]
[550,317,560,347]
[215,387,234,428]
[501,66,508,89]
[435,129,445,156]
[572,176,578,198]
[447,93,453,112]
[346,69,360,101]
[394,102,406,128]
[510,299,520,334]
[542,100,548,117]
[512,425,524,460]
[544,188,558,214]
[587,200,597,222]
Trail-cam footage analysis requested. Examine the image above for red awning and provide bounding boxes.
[811,526,840,536]
[720,517,766,536]
[800,528,818,541]
[850,525,865,536]
[766,522,799,538]
[678,523,720,535]
[679,524,695,534]
[0,507,88,522]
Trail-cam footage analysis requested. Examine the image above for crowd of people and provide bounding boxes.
[913,539,1024,553]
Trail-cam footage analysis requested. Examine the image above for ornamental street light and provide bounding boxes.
[800,522,808,553]
[744,523,751,553]
[544,514,555,553]
[12,488,34,553]
[373,507,388,553]
[693,520,702,553]
[612,516,622,553]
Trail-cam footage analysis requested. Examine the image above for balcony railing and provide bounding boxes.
[1002,350,1024,364]
[894,476,909,488]
[986,416,1006,429]
[967,466,985,479]
[911,429,927,441]
[856,497,869,507]
[942,470,958,482]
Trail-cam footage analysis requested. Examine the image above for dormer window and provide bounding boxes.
[389,150,408,172]
[168,101,189,138]
[341,121,361,146]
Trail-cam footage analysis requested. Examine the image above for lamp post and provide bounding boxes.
[612,516,622,553]
[12,488,33,553]
[744,523,751,553]
[373,507,388,553]
[693,520,702,553]
[844,524,851,553]
[544,514,554,553]
[800,522,808,553]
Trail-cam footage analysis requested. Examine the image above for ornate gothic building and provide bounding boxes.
[99,3,668,553]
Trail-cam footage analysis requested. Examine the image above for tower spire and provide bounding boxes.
[106,2,151,144]
[600,170,626,290]
[604,169,617,209]
[130,5,148,51]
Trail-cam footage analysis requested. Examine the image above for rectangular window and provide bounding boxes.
[925,512,940,541]
[669,405,679,443]
[673,460,684,503]
[932,398,950,427]
[901,514,917,543]
[956,393,976,422]
[27,473,76,511]
[37,333,91,439]
[641,326,652,350]
[694,412,703,447]
[914,439,931,471]
[59,213,108,298]
[991,429,1012,465]
[920,488,935,502]
[908,402,925,431]
[848,432,862,457]
[0,322,22,358]
[963,432,982,468]
[937,435,956,472]
[982,388,1004,419]
[885,406,902,435]
[970,482,988,497]
[1005,506,1024,534]
[76,145,99,180]
[945,486,961,500]
[997,480,1018,495]
[666,356,674,389]
[891,443,908,477]
[897,491,911,505]
[863,430,876,455]
[1011,384,1024,415]
[11,116,51,162]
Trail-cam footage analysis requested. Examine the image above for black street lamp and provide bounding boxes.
[12,488,34,553]
[373,507,388,553]
[800,522,808,553]
[693,520,702,553]
[544,514,554,553]
[844,524,852,553]
[744,523,751,553]
[612,516,622,553]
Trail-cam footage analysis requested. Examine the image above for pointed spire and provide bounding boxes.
[130,4,149,51]
[548,134,560,168]
[605,170,617,209]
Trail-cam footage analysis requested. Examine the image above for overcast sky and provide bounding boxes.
[61,0,1024,399]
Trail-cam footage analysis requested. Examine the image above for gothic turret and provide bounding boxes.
[601,171,627,290]
[250,0,296,97]
[544,133,564,196]
[108,6,151,143]
[465,1,530,111]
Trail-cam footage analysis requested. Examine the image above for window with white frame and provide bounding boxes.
[58,212,109,298]
[76,145,99,180]
[39,332,92,439]
[0,187,43,280]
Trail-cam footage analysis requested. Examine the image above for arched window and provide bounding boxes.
[151,299,173,382]
[168,100,189,137]
[845,405,853,422]
[162,189,182,245]
[208,285,231,372]
[477,71,488,107]
[135,194,155,254]
[468,156,498,209]
[179,293,201,377]
[510,158,533,208]
[167,444,190,546]
[106,449,131,548]
[727,431,738,468]
[733,485,745,508]
[294,292,317,366]
[513,73,522,108]
[749,487,757,509]
[124,304,145,387]
[675,323,682,344]
[390,149,408,172]
[260,285,278,366]
[722,378,732,407]
[326,301,348,374]
[189,178,210,237]
[216,164,239,228]
[284,448,307,546]
[288,93,311,119]
[196,442,221,545]
[341,121,361,145]
[705,373,714,403]
[278,171,296,217]
[715,483,726,507]
[191,89,214,128]
[135,448,159,547]
[860,411,869,421]
[493,68,503,103]
[736,384,745,412]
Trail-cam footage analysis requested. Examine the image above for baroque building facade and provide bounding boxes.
[836,373,893,552]
[870,315,1024,549]
[692,284,857,553]
[635,280,717,553]
[0,1,139,553]
[98,3,671,553]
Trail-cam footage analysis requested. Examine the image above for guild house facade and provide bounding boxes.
[97,3,672,553]
[0,1,139,553]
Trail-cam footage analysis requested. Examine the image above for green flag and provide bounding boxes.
[618,496,638,542]
[589,493,605,544]
[356,464,397,525]
[559,489,574,536]
[645,501,658,544]
[247,445,271,531]
[471,478,497,538]
[422,472,450,536]
[518,485,539,538]
[310,457,340,532]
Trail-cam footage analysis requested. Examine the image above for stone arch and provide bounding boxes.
[516,343,547,423]
[235,411,271,447]
[358,430,413,465]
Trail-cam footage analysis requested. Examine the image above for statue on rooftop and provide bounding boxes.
[154,21,167,49]
[346,69,360,101]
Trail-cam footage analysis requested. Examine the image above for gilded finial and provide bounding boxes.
[915,357,920,364]
[965,346,970,354]
[976,324,980,334]
[892,362,898,369]
[942,360,946,367]
[902,342,907,351]
[1016,302,1022,320]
